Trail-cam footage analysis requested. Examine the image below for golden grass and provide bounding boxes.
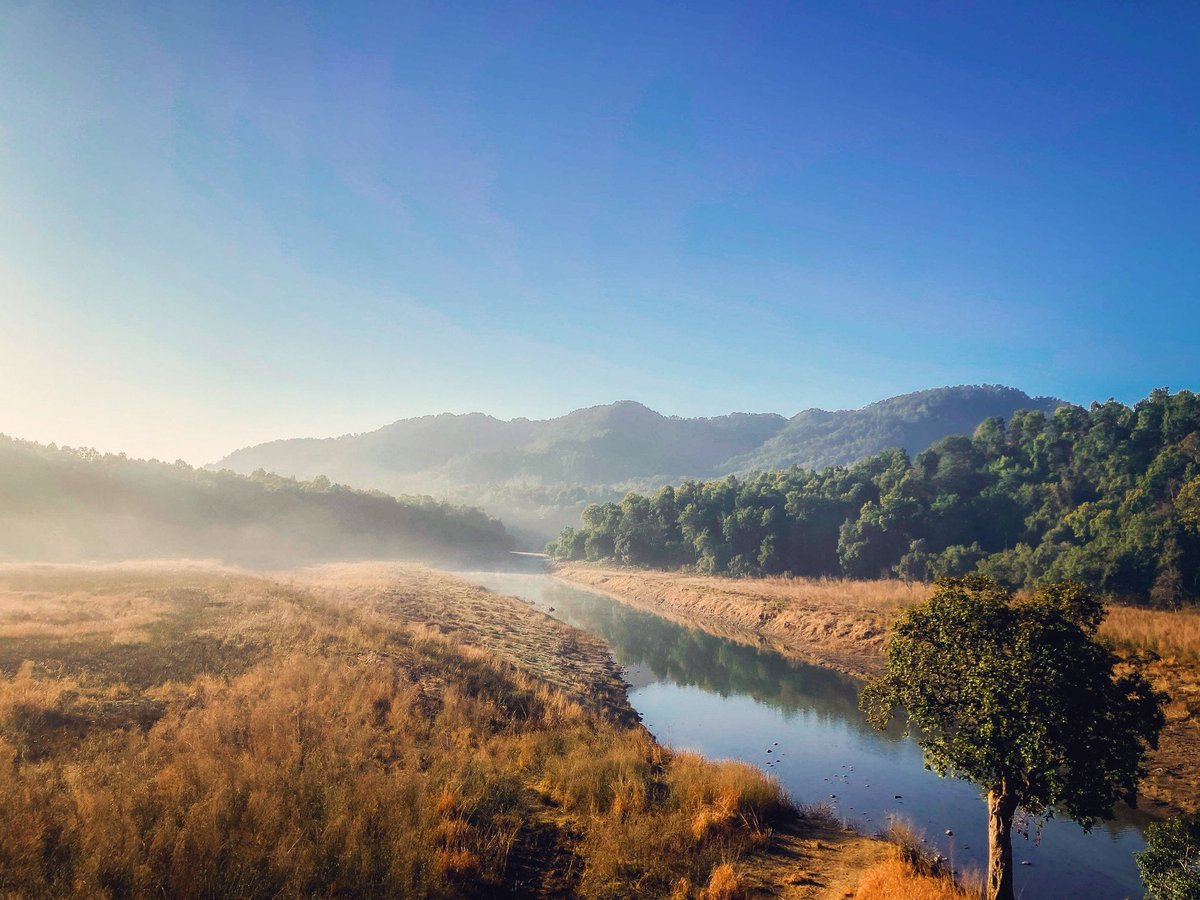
[750,573,925,612]
[1101,604,1200,665]
[0,590,168,638]
[560,566,923,614]
[855,818,981,900]
[697,862,743,899]
[852,857,980,900]
[0,563,794,898]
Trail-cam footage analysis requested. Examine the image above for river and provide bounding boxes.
[462,571,1151,899]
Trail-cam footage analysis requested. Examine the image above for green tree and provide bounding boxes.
[1136,812,1200,899]
[1177,476,1200,533]
[860,576,1166,900]
[894,538,931,583]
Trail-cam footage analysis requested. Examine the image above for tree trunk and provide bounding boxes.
[986,788,1018,900]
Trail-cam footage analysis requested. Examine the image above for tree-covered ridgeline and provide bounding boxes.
[0,435,515,565]
[547,389,1200,606]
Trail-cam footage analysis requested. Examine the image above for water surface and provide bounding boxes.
[463,572,1151,899]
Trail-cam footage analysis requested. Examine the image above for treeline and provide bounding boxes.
[0,436,515,565]
[548,389,1200,606]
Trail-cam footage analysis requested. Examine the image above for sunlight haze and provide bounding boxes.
[2,2,1198,462]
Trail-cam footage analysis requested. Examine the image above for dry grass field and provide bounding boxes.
[1098,604,1200,816]
[555,564,1200,817]
[0,561,899,899]
[1100,603,1200,665]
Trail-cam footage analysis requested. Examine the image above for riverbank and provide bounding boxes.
[551,564,916,679]
[554,563,1200,818]
[0,560,909,898]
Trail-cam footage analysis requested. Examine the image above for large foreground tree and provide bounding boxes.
[861,576,1166,900]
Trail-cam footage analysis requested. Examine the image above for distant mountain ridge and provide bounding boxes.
[221,401,790,486]
[214,385,1064,539]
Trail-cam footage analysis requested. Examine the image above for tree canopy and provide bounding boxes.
[549,388,1200,606]
[213,386,1058,538]
[860,576,1166,900]
[1137,812,1200,900]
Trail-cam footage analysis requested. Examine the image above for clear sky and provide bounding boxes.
[2,2,1198,463]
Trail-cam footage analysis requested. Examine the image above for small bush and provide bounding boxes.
[1136,812,1200,900]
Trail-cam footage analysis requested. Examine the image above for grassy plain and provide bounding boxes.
[554,563,1200,817]
[0,561,891,899]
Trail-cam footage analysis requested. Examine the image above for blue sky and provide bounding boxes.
[2,1,1198,462]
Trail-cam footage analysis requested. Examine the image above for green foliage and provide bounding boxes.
[860,577,1166,900]
[1137,812,1200,900]
[861,577,1165,823]
[217,387,1059,539]
[729,385,1060,473]
[0,436,515,565]
[549,388,1200,606]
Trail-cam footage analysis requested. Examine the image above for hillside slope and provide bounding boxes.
[218,401,790,488]
[0,436,514,565]
[548,388,1200,607]
[213,386,1061,539]
[725,385,1061,472]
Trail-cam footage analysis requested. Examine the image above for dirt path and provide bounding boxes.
[743,817,891,899]
[555,564,1200,818]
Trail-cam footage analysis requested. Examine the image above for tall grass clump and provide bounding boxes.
[853,857,981,900]
[852,817,981,900]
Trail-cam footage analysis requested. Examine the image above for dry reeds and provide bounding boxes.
[0,563,793,899]
[559,565,923,615]
[1100,604,1200,665]
[852,857,981,900]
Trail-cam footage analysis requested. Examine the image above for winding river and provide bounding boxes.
[462,572,1151,898]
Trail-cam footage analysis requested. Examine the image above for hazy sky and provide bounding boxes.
[2,2,1198,463]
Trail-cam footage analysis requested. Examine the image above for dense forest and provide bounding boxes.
[0,436,515,565]
[548,389,1200,607]
[216,386,1058,538]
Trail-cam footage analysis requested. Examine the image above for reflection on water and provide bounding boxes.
[463,573,1151,899]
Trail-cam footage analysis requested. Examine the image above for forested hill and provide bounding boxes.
[0,436,515,566]
[722,385,1062,473]
[548,389,1200,607]
[213,385,1059,539]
